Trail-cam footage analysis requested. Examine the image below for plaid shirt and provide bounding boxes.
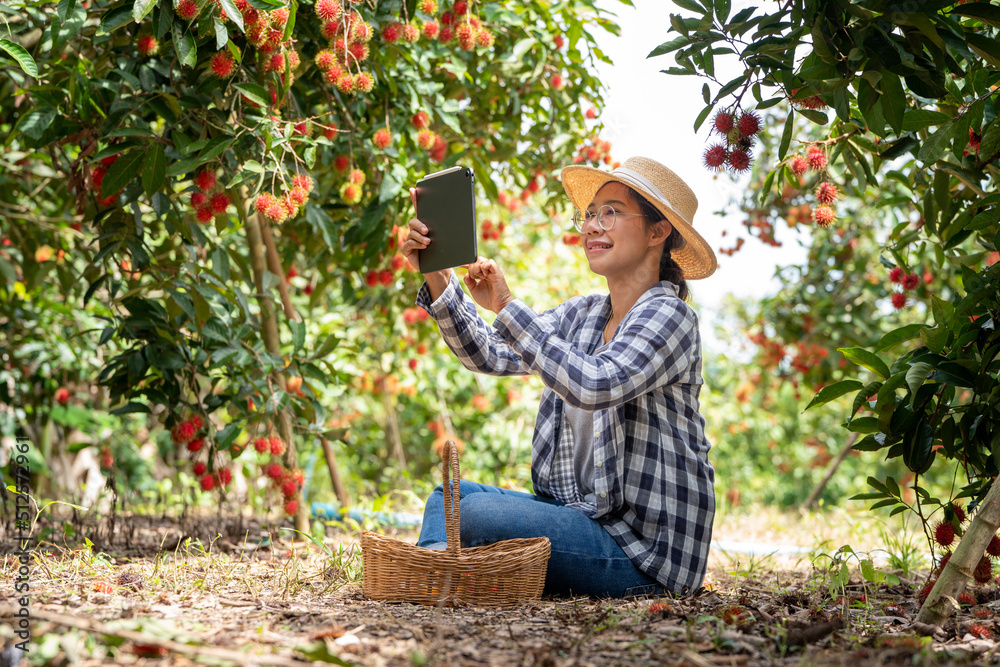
[417,273,715,593]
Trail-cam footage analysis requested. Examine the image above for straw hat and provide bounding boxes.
[560,157,717,280]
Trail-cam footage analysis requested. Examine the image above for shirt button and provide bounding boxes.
[600,492,607,499]
[596,461,603,468]
[593,431,600,439]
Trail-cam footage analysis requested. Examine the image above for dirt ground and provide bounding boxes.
[3,509,1000,666]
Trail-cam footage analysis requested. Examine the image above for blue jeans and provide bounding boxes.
[416,481,666,598]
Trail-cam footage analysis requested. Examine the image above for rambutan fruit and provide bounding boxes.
[322,65,343,85]
[270,7,289,28]
[334,155,349,172]
[350,20,372,42]
[551,74,565,90]
[315,0,343,21]
[336,73,355,94]
[349,169,366,185]
[934,521,955,547]
[210,193,230,214]
[292,174,313,193]
[195,205,213,223]
[815,182,839,204]
[195,169,216,191]
[176,0,198,20]
[340,182,362,204]
[917,579,936,605]
[292,469,305,485]
[419,0,437,13]
[402,23,420,42]
[901,273,920,291]
[987,534,1000,558]
[284,499,298,516]
[789,155,808,175]
[737,111,761,138]
[811,205,835,227]
[253,437,270,454]
[438,25,453,42]
[441,9,455,24]
[423,19,440,39]
[281,479,298,498]
[974,555,993,584]
[191,191,208,208]
[952,503,967,523]
[254,192,276,216]
[969,624,991,639]
[193,461,207,476]
[190,415,203,430]
[727,148,751,172]
[889,267,904,283]
[807,146,827,171]
[266,463,284,480]
[703,144,728,170]
[958,591,977,606]
[315,49,337,69]
[209,51,235,77]
[373,128,392,149]
[137,35,159,56]
[217,468,233,486]
[456,23,475,50]
[713,110,735,135]
[289,186,308,207]
[264,199,288,224]
[354,71,374,92]
[412,110,430,129]
[186,438,204,452]
[269,436,286,456]
[200,474,216,491]
[321,19,340,40]
[891,292,907,310]
[348,40,370,62]
[417,129,436,150]
[554,34,564,49]
[453,0,468,14]
[382,21,402,43]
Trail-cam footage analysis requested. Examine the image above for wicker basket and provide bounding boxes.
[361,441,551,606]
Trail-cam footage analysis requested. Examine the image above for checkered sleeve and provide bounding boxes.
[493,294,699,411]
[415,272,534,377]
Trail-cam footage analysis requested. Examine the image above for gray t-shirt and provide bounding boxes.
[561,341,610,504]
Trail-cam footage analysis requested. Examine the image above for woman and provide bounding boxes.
[401,156,717,597]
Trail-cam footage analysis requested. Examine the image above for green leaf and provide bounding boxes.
[109,402,151,415]
[901,109,950,132]
[881,69,905,136]
[173,26,197,68]
[952,2,1000,29]
[217,0,244,31]
[905,362,934,400]
[0,39,38,77]
[917,121,956,164]
[778,110,793,160]
[805,380,864,411]
[873,323,927,353]
[672,0,706,14]
[15,107,57,141]
[693,103,713,132]
[839,347,891,379]
[102,150,146,199]
[133,0,157,22]
[142,143,166,197]
[648,36,690,57]
[214,18,229,50]
[966,31,1000,69]
[234,82,269,107]
[100,4,134,33]
[199,136,233,163]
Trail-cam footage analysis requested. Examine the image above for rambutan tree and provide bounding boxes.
[0,0,626,531]
[653,0,999,622]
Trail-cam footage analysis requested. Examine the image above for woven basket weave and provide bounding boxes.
[361,441,551,606]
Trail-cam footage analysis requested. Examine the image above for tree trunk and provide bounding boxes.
[382,390,407,473]
[240,192,309,534]
[320,436,350,507]
[917,480,1000,626]
[800,431,859,513]
[259,221,299,323]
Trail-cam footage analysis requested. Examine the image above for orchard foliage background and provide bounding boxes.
[5,0,995,550]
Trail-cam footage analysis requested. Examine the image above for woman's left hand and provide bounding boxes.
[464,257,514,314]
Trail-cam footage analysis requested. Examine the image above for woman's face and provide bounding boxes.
[580,182,670,279]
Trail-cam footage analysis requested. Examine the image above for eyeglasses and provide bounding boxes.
[573,205,645,232]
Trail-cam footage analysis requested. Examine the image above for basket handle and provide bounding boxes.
[441,440,461,554]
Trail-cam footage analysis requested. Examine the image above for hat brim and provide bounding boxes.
[560,165,718,280]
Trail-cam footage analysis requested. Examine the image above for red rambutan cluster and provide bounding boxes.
[702,109,761,175]
[188,168,229,222]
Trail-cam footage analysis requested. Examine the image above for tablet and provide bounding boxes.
[415,166,478,273]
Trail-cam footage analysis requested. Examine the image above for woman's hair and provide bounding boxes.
[625,188,689,301]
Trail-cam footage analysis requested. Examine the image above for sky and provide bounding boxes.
[590,0,809,350]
